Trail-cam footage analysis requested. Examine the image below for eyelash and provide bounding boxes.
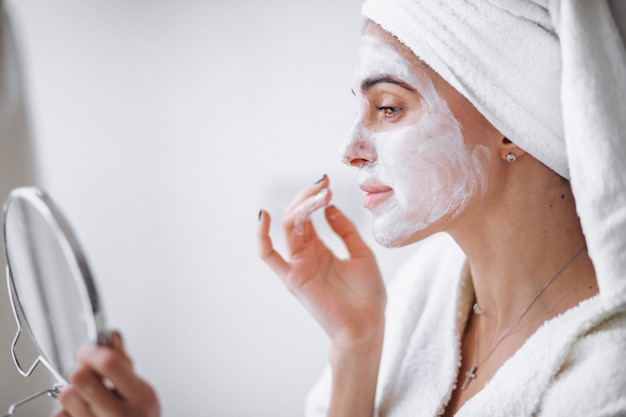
[376,106,401,118]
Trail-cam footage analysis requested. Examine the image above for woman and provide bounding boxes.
[56,1,626,416]
[259,1,626,416]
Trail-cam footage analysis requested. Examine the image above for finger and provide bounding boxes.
[75,345,142,402]
[284,175,329,214]
[283,187,332,242]
[51,409,73,417]
[280,176,332,251]
[75,346,159,415]
[109,331,130,360]
[58,386,97,417]
[293,188,332,235]
[325,205,372,259]
[70,362,125,416]
[108,330,123,350]
[257,210,289,277]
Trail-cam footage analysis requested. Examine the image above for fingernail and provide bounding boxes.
[327,205,338,219]
[258,209,263,221]
[315,174,327,184]
[110,330,123,349]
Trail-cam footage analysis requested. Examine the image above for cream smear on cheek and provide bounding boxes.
[343,36,490,247]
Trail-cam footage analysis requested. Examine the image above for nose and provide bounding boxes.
[340,121,376,168]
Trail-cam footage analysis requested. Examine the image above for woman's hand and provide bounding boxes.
[53,332,160,417]
[258,175,386,349]
[258,175,386,416]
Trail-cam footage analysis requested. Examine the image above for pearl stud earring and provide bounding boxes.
[506,152,517,163]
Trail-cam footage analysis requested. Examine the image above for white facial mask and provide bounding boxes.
[341,35,490,247]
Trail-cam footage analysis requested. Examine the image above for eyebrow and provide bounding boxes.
[361,75,416,93]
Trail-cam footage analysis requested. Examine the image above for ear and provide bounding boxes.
[499,137,526,162]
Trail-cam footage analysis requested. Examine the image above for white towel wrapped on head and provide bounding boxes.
[363,0,567,178]
[362,0,626,309]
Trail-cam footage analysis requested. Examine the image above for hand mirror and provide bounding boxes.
[2,187,107,416]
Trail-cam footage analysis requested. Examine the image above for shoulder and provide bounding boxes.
[539,309,626,416]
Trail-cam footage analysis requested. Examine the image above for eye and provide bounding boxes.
[377,106,401,118]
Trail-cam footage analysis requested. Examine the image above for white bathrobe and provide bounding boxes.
[305,1,626,415]
[305,235,626,416]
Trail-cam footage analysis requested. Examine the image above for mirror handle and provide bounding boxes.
[1,386,62,417]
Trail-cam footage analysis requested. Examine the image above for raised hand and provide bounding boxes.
[258,175,386,348]
[258,175,386,416]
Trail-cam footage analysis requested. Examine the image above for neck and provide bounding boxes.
[448,167,598,336]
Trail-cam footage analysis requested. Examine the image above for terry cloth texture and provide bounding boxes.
[305,235,626,416]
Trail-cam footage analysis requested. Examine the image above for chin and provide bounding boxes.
[371,222,424,248]
[373,233,405,248]
[370,212,442,248]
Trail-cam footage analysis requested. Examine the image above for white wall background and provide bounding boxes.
[4,1,415,415]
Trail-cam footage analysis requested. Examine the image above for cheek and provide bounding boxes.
[378,113,490,212]
[377,114,464,187]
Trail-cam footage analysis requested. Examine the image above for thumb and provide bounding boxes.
[107,330,130,359]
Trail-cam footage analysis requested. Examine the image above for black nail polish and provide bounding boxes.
[258,210,263,221]
[315,174,327,184]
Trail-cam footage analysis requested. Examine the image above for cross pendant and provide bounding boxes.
[461,366,477,390]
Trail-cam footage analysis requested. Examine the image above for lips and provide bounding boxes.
[359,180,393,208]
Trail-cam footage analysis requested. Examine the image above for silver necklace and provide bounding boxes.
[460,244,587,390]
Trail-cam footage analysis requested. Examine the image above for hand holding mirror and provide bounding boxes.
[2,187,107,416]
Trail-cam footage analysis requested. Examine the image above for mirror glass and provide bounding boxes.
[3,187,106,385]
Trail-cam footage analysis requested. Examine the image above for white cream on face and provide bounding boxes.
[341,35,490,247]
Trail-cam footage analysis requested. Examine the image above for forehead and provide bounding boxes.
[359,22,461,99]
[361,21,424,70]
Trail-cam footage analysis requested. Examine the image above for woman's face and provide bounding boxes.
[341,23,500,247]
